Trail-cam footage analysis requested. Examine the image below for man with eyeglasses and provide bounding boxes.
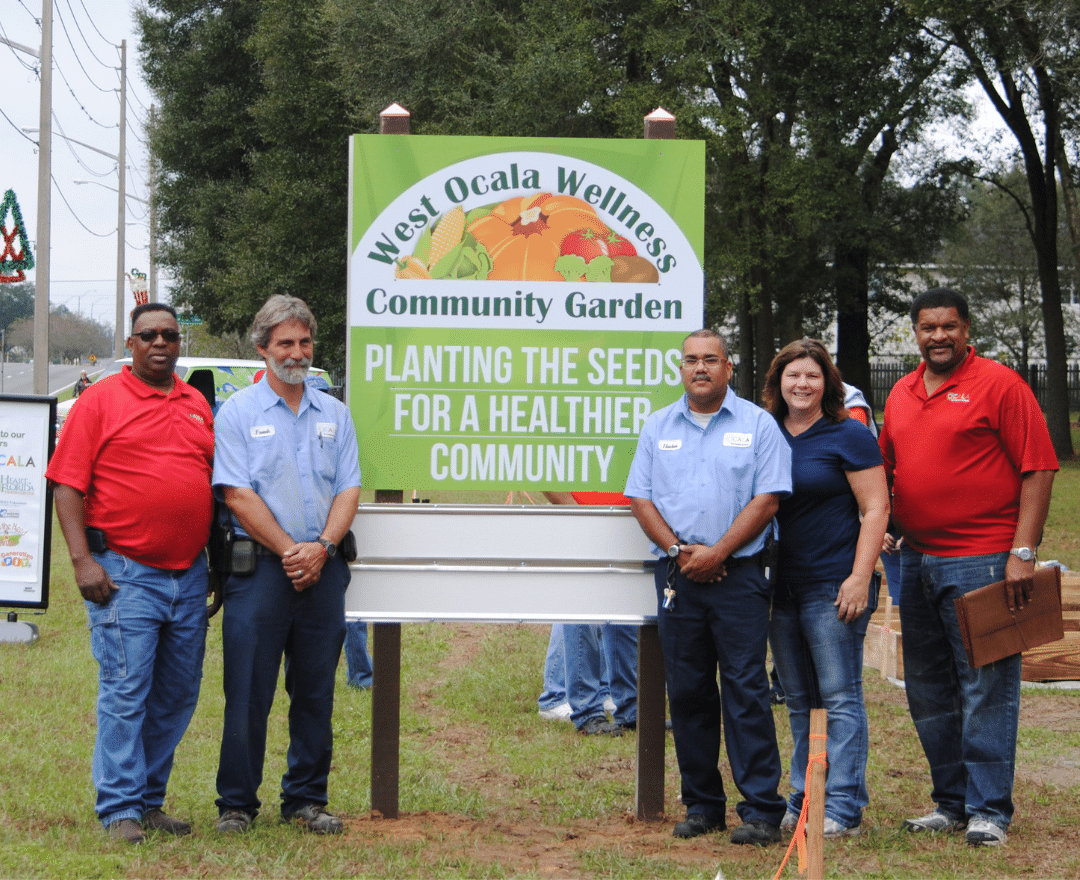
[625,329,791,845]
[47,303,215,844]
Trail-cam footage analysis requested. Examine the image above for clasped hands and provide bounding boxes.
[282,541,327,592]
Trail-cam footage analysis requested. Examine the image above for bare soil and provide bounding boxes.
[337,624,1080,879]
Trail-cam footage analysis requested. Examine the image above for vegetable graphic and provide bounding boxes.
[467,193,609,281]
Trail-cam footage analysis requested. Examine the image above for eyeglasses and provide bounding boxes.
[132,329,181,343]
[681,355,726,368]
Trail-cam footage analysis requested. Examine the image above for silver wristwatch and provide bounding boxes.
[1009,546,1036,562]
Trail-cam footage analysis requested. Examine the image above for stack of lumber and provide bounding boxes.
[862,569,1080,683]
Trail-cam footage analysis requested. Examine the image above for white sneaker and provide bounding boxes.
[823,817,861,839]
[603,696,616,714]
[538,702,572,721]
[966,818,1007,846]
[902,810,966,833]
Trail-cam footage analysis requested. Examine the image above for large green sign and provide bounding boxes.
[348,135,705,492]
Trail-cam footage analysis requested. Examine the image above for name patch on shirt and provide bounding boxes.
[723,432,752,447]
[316,422,337,440]
[947,392,971,403]
[250,425,276,438]
[658,439,682,451]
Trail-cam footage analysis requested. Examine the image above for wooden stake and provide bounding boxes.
[806,709,827,880]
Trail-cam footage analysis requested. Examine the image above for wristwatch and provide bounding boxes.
[1010,546,1036,562]
[318,537,337,558]
[667,542,683,558]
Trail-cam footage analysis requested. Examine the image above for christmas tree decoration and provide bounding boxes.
[0,189,35,283]
[126,268,148,306]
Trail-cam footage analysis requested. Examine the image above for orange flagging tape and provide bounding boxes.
[772,736,828,880]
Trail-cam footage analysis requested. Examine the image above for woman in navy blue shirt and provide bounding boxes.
[762,339,889,839]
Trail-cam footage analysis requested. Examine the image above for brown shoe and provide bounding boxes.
[107,817,144,844]
[142,808,193,836]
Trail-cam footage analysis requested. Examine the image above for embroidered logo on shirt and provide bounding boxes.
[251,425,276,438]
[316,422,337,440]
[723,432,752,447]
[946,392,971,403]
[659,439,682,451]
[188,413,205,424]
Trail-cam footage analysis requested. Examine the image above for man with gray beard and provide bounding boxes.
[212,295,361,835]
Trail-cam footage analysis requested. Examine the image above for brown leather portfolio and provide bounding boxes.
[954,566,1064,668]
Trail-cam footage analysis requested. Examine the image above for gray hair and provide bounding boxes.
[250,295,318,349]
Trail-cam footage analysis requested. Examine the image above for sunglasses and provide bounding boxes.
[132,329,182,343]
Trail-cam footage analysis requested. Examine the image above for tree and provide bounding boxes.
[909,0,1076,457]
[7,306,110,363]
[0,282,34,335]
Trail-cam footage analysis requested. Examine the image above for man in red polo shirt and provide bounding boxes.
[879,288,1057,847]
[47,303,215,844]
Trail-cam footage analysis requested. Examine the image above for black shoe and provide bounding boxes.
[731,819,782,846]
[673,813,726,838]
[578,716,623,736]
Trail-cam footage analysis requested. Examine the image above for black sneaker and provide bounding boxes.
[673,813,725,838]
[216,809,254,833]
[283,803,343,834]
[731,819,782,846]
[578,716,623,736]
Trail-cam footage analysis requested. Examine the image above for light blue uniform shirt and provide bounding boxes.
[624,387,791,558]
[213,378,361,541]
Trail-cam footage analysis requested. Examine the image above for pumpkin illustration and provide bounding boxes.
[467,193,611,281]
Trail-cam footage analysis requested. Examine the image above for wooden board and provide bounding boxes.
[863,568,1080,683]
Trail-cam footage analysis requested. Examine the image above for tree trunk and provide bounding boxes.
[835,242,873,410]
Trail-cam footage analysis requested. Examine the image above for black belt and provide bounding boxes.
[254,542,279,558]
[725,550,765,569]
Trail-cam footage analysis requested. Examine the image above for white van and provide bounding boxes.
[56,358,331,434]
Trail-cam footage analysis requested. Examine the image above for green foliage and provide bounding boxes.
[0,281,34,334]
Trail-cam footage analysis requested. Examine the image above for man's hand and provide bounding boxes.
[1004,554,1035,611]
[73,557,117,605]
[281,541,327,592]
[678,543,727,583]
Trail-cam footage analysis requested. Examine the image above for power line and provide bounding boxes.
[52,0,115,93]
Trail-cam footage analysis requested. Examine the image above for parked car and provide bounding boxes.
[55,358,331,435]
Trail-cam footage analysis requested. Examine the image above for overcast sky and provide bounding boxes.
[2,0,155,336]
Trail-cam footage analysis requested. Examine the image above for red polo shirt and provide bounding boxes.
[879,349,1058,556]
[47,366,215,569]
[570,492,631,505]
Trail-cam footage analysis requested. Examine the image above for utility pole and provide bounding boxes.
[148,104,158,303]
[113,39,127,359]
[33,0,53,395]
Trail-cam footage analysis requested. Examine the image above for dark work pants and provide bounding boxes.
[655,560,786,826]
[215,553,348,818]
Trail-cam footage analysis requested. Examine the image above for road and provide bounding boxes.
[0,362,112,398]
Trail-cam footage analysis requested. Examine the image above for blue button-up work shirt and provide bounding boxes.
[213,378,361,541]
[624,387,791,558]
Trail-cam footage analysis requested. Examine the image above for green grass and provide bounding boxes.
[2,477,1079,877]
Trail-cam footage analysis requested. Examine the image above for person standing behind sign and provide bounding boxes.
[762,339,889,839]
[47,303,215,844]
[212,295,361,835]
[625,329,791,845]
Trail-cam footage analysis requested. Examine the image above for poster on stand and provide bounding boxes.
[348,135,705,493]
[0,396,55,609]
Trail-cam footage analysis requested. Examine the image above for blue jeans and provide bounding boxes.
[537,623,568,710]
[656,560,785,825]
[770,577,878,828]
[564,623,637,728]
[216,553,348,818]
[898,546,1019,828]
[87,550,208,827]
[344,619,373,688]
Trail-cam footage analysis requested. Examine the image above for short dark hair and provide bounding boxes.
[910,288,969,325]
[762,338,847,424]
[130,303,178,333]
[683,328,730,360]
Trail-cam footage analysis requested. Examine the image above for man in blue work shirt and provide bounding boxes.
[625,329,791,845]
[212,295,361,835]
